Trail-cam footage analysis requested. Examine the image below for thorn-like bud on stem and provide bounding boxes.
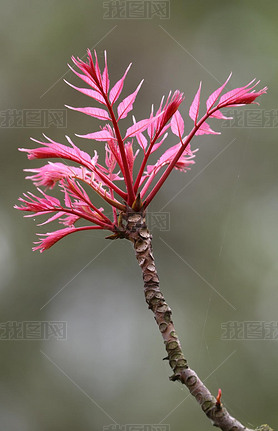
[132,193,143,211]
[216,388,222,408]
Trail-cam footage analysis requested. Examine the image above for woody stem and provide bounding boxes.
[122,208,272,431]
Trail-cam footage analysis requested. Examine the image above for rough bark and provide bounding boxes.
[116,207,273,431]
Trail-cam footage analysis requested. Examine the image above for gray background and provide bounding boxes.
[1,0,278,430]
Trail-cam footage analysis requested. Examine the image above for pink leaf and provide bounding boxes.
[125,141,137,177]
[33,227,78,252]
[92,50,102,85]
[124,115,161,139]
[16,190,61,214]
[206,73,232,112]
[147,109,155,139]
[151,132,168,153]
[117,80,144,120]
[20,135,97,171]
[171,110,184,136]
[25,162,84,189]
[219,82,267,107]
[68,64,100,92]
[148,91,184,139]
[210,110,233,120]
[76,129,115,141]
[156,123,171,140]
[219,79,256,105]
[196,122,220,135]
[102,51,110,95]
[109,63,132,105]
[189,82,202,124]
[160,91,184,131]
[59,214,80,227]
[65,105,110,121]
[69,50,111,95]
[37,211,65,226]
[33,226,102,253]
[144,143,196,185]
[64,80,106,104]
[136,132,148,151]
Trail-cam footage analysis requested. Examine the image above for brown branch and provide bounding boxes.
[117,206,274,431]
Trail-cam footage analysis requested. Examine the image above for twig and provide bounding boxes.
[119,207,273,431]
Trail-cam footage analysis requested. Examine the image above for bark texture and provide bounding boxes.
[116,207,273,431]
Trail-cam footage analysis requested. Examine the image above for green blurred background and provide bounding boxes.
[1,0,278,430]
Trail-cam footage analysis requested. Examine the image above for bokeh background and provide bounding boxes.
[1,0,278,430]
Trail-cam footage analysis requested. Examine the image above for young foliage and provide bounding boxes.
[16,50,267,252]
